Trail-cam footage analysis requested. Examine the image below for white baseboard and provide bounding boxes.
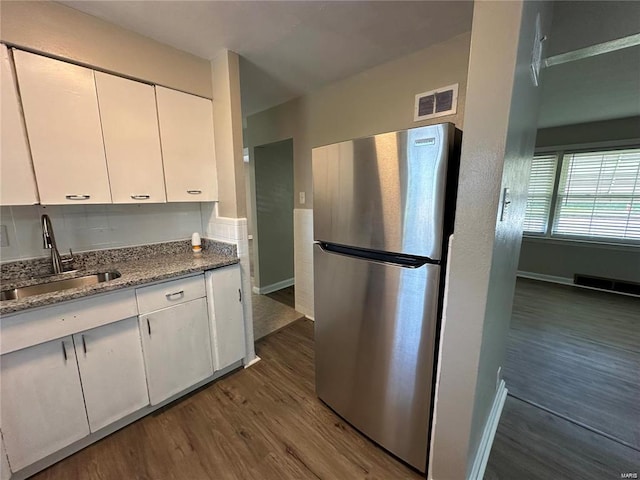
[244,355,261,368]
[305,315,315,321]
[252,277,294,295]
[517,271,573,285]
[467,380,508,480]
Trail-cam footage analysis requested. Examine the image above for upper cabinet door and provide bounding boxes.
[0,45,38,205]
[95,72,166,203]
[155,86,218,202]
[13,50,112,204]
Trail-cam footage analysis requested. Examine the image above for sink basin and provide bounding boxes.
[0,271,122,301]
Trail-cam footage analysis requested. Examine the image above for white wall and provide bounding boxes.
[0,204,203,262]
[429,2,553,479]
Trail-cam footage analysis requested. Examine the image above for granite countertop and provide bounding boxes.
[0,240,239,316]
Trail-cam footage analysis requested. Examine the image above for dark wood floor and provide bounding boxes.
[503,278,640,449]
[266,285,295,309]
[485,395,640,479]
[32,319,422,480]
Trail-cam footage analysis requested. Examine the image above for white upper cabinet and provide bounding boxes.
[155,86,218,202]
[13,50,112,204]
[94,72,166,203]
[0,45,39,205]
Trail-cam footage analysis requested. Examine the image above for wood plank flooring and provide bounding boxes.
[31,319,422,480]
[503,278,640,449]
[485,396,640,479]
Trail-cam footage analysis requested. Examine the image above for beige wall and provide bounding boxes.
[0,0,212,98]
[212,50,247,218]
[246,32,471,209]
[429,2,553,479]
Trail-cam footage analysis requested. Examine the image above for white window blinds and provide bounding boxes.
[523,155,557,234]
[552,148,640,240]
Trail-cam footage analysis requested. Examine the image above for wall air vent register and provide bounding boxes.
[414,83,458,122]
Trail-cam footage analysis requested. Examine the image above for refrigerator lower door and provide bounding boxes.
[314,244,441,472]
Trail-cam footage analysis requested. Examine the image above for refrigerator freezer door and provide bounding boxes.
[314,244,440,472]
[313,123,453,260]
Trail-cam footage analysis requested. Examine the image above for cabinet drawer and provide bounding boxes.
[136,274,205,314]
[0,289,137,355]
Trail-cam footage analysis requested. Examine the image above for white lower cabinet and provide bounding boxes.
[207,265,246,370]
[0,336,90,471]
[139,297,213,405]
[73,318,149,432]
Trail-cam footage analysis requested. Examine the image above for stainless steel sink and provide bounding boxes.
[0,271,121,301]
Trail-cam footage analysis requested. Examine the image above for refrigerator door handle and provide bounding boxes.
[316,241,439,268]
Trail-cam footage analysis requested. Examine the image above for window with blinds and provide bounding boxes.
[523,155,557,234]
[552,148,640,241]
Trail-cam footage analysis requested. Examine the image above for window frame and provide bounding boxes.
[524,144,640,246]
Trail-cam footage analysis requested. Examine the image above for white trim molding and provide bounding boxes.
[252,277,294,295]
[516,271,573,285]
[468,380,508,480]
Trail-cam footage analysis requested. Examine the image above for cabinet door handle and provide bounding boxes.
[147,318,151,336]
[165,290,184,299]
[187,190,202,195]
[66,194,90,200]
[238,288,242,303]
[131,194,150,200]
[82,334,87,354]
[62,341,67,362]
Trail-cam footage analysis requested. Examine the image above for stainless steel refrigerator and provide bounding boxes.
[312,123,460,472]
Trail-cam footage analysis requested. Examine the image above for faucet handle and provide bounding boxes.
[61,249,75,270]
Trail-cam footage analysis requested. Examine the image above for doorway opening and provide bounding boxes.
[246,138,303,340]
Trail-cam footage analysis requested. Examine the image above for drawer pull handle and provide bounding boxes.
[62,341,67,362]
[147,318,151,336]
[131,194,150,200]
[238,288,242,303]
[165,290,185,299]
[82,334,87,354]
[187,190,202,195]
[66,194,90,200]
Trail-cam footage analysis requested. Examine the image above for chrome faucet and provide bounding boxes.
[41,214,65,274]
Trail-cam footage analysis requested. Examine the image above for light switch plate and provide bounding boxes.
[0,224,9,247]
[299,192,306,205]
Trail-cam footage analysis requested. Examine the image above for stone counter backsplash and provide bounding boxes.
[0,239,236,282]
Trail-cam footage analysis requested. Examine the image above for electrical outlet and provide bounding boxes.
[0,224,9,247]
[496,366,502,390]
[299,192,306,205]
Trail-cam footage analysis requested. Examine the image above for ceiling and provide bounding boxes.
[59,1,473,116]
[537,1,640,128]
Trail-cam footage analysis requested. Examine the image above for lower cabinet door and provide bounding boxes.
[0,336,90,471]
[207,264,246,371]
[139,298,213,405]
[73,318,149,432]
